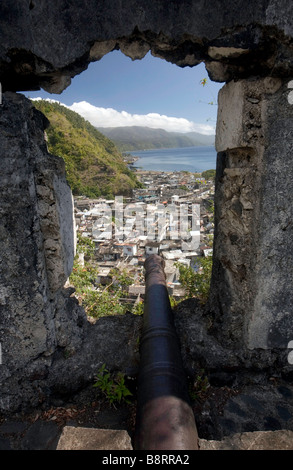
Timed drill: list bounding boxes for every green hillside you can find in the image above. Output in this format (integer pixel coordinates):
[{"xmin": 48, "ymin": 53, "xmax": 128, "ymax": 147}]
[{"xmin": 32, "ymin": 100, "xmax": 140, "ymax": 198}]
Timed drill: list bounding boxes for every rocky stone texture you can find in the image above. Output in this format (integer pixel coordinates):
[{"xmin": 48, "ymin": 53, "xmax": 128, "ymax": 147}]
[
  {"xmin": 57, "ymin": 427, "xmax": 133, "ymax": 450},
  {"xmin": 0, "ymin": 0, "xmax": 293, "ymax": 92},
  {"xmin": 57, "ymin": 427, "xmax": 293, "ymax": 451},
  {"xmin": 0, "ymin": 91, "xmax": 75, "ymax": 411},
  {"xmin": 1, "ymin": 0, "xmax": 293, "ymax": 424},
  {"xmin": 209, "ymin": 77, "xmax": 293, "ymax": 350},
  {"xmin": 0, "ymin": 92, "xmax": 142, "ymax": 413},
  {"xmin": 173, "ymin": 298, "xmax": 293, "ymax": 441},
  {"xmin": 199, "ymin": 430, "xmax": 293, "ymax": 450}
]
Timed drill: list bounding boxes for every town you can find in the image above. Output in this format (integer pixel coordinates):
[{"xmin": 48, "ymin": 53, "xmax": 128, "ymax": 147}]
[{"xmin": 71, "ymin": 168, "xmax": 215, "ymax": 314}]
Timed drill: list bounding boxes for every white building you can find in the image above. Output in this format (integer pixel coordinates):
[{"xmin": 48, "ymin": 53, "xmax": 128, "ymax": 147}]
[{"xmin": 122, "ymin": 243, "xmax": 138, "ymax": 257}]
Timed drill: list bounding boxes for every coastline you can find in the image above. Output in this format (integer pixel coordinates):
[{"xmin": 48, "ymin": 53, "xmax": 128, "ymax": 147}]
[{"xmin": 124, "ymin": 146, "xmax": 217, "ymax": 173}]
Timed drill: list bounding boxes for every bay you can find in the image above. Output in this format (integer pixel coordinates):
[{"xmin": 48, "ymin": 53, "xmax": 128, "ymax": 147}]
[{"xmin": 128, "ymin": 146, "xmax": 217, "ymax": 173}]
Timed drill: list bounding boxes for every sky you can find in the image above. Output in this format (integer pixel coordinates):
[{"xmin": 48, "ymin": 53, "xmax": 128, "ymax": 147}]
[{"xmin": 26, "ymin": 50, "xmax": 223, "ymax": 135}]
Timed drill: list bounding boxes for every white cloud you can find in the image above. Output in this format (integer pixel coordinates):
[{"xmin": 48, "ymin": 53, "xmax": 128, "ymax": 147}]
[
  {"xmin": 31, "ymin": 98, "xmax": 216, "ymax": 135},
  {"xmin": 69, "ymin": 101, "xmax": 215, "ymax": 135}
]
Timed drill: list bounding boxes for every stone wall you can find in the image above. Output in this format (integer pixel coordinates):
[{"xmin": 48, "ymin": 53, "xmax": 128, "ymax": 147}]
[
  {"xmin": 0, "ymin": 0, "xmax": 293, "ymax": 92},
  {"xmin": 0, "ymin": 92, "xmax": 141, "ymax": 412},
  {"xmin": 0, "ymin": 92, "xmax": 73, "ymax": 410},
  {"xmin": 1, "ymin": 0, "xmax": 293, "ymax": 412},
  {"xmin": 209, "ymin": 78, "xmax": 293, "ymax": 352}
]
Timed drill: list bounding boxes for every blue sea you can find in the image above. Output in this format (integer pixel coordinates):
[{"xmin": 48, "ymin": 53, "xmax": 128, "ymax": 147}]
[{"xmin": 128, "ymin": 146, "xmax": 217, "ymax": 173}]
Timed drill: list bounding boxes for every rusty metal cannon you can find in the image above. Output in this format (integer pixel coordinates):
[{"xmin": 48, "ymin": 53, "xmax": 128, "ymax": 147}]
[{"xmin": 134, "ymin": 254, "xmax": 199, "ymax": 450}]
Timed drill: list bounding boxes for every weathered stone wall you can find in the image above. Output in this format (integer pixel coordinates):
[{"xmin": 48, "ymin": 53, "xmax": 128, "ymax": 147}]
[
  {"xmin": 0, "ymin": 92, "xmax": 74, "ymax": 410},
  {"xmin": 209, "ymin": 78, "xmax": 293, "ymax": 351},
  {"xmin": 0, "ymin": 0, "xmax": 293, "ymax": 92},
  {"xmin": 1, "ymin": 0, "xmax": 293, "ymax": 412},
  {"xmin": 0, "ymin": 94, "xmax": 66, "ymax": 365},
  {"xmin": 249, "ymin": 79, "xmax": 293, "ymax": 349},
  {"xmin": 0, "ymin": 92, "xmax": 141, "ymax": 412}
]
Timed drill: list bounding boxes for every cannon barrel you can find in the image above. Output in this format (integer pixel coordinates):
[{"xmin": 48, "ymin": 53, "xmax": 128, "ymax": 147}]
[{"xmin": 134, "ymin": 254, "xmax": 199, "ymax": 450}]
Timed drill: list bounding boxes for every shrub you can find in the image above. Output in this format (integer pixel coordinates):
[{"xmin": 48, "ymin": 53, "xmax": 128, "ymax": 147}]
[
  {"xmin": 175, "ymin": 255, "xmax": 213, "ymax": 303},
  {"xmin": 93, "ymin": 364, "xmax": 133, "ymax": 406}
]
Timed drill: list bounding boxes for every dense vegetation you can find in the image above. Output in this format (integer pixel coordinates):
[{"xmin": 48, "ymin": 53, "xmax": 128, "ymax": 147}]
[
  {"xmin": 33, "ymin": 100, "xmax": 141, "ymax": 198},
  {"xmin": 202, "ymin": 169, "xmax": 216, "ymax": 181},
  {"xmin": 69, "ymin": 235, "xmax": 144, "ymax": 319},
  {"xmin": 175, "ymin": 256, "xmax": 213, "ymax": 304}
]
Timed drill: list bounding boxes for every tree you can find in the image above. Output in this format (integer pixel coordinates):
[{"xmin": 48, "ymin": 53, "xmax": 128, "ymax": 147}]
[
  {"xmin": 202, "ymin": 169, "xmax": 216, "ymax": 182},
  {"xmin": 76, "ymin": 233, "xmax": 96, "ymax": 258},
  {"xmin": 69, "ymin": 238, "xmax": 138, "ymax": 319},
  {"xmin": 175, "ymin": 255, "xmax": 213, "ymax": 303}
]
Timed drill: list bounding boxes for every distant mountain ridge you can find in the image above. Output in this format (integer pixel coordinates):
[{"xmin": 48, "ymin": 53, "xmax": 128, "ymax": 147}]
[{"xmin": 97, "ymin": 126, "xmax": 215, "ymax": 152}]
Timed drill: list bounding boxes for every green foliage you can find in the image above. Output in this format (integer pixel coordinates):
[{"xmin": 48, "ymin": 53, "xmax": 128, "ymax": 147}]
[
  {"xmin": 202, "ymin": 169, "xmax": 216, "ymax": 182},
  {"xmin": 189, "ymin": 369, "xmax": 210, "ymax": 401},
  {"xmin": 175, "ymin": 256, "xmax": 213, "ymax": 303},
  {"xmin": 69, "ymin": 234, "xmax": 142, "ymax": 321},
  {"xmin": 132, "ymin": 301, "xmax": 144, "ymax": 316},
  {"xmin": 109, "ymin": 268, "xmax": 134, "ymax": 292},
  {"xmin": 175, "ymin": 262, "xmax": 198, "ymax": 298},
  {"xmin": 69, "ymin": 245, "xmax": 139, "ymax": 319},
  {"xmin": 69, "ymin": 253, "xmax": 128, "ymax": 319},
  {"xmin": 169, "ymin": 295, "xmax": 178, "ymax": 309},
  {"xmin": 69, "ymin": 263, "xmax": 98, "ymax": 293},
  {"xmin": 200, "ymin": 78, "xmax": 208, "ymax": 87},
  {"xmin": 199, "ymin": 77, "xmax": 218, "ymax": 106},
  {"xmin": 208, "ymin": 199, "xmax": 215, "ymax": 226},
  {"xmin": 93, "ymin": 364, "xmax": 133, "ymax": 406},
  {"xmin": 32, "ymin": 100, "xmax": 140, "ymax": 198},
  {"xmin": 82, "ymin": 288, "xmax": 126, "ymax": 318},
  {"xmin": 206, "ymin": 234, "xmax": 214, "ymax": 248},
  {"xmin": 208, "ymin": 199, "xmax": 215, "ymax": 215},
  {"xmin": 76, "ymin": 233, "xmax": 96, "ymax": 258}
]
